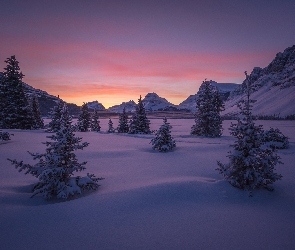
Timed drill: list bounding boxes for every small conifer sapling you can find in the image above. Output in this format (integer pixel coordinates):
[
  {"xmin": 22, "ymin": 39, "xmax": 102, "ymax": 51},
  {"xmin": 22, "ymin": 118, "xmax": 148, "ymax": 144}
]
[
  {"xmin": 91, "ymin": 109, "xmax": 101, "ymax": 132},
  {"xmin": 117, "ymin": 107, "xmax": 129, "ymax": 133},
  {"xmin": 107, "ymin": 118, "xmax": 115, "ymax": 133},
  {"xmin": 151, "ymin": 117, "xmax": 176, "ymax": 152},
  {"xmin": 0, "ymin": 131, "xmax": 12, "ymax": 141}
]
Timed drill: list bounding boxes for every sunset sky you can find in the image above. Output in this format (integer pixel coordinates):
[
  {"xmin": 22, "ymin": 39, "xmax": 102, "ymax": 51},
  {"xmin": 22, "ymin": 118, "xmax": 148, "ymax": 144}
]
[{"xmin": 1, "ymin": 0, "xmax": 294, "ymax": 108}]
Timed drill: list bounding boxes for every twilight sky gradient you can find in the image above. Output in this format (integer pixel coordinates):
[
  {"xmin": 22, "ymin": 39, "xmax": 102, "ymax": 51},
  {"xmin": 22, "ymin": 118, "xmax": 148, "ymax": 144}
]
[{"xmin": 1, "ymin": 0, "xmax": 294, "ymax": 107}]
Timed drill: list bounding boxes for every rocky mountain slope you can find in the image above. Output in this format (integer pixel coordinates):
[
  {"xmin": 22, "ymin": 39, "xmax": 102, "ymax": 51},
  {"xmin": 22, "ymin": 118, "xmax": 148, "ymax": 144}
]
[
  {"xmin": 178, "ymin": 81, "xmax": 238, "ymax": 112},
  {"xmin": 142, "ymin": 92, "xmax": 176, "ymax": 111},
  {"xmin": 224, "ymin": 45, "xmax": 295, "ymax": 117},
  {"xmin": 22, "ymin": 83, "xmax": 81, "ymax": 116}
]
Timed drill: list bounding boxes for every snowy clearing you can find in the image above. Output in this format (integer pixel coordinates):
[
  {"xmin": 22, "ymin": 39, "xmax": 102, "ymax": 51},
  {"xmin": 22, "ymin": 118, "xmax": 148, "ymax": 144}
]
[{"xmin": 1, "ymin": 119, "xmax": 295, "ymax": 250}]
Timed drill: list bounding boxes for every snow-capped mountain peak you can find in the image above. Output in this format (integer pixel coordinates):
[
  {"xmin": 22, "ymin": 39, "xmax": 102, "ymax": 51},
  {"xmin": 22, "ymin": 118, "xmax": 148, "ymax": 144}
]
[
  {"xmin": 87, "ymin": 101, "xmax": 105, "ymax": 111},
  {"xmin": 142, "ymin": 92, "xmax": 175, "ymax": 111},
  {"xmin": 107, "ymin": 100, "xmax": 137, "ymax": 113}
]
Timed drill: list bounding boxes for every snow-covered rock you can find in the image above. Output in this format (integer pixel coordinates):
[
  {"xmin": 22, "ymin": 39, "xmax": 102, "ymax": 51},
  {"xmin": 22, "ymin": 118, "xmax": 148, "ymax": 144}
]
[
  {"xmin": 224, "ymin": 45, "xmax": 295, "ymax": 117},
  {"xmin": 87, "ymin": 101, "xmax": 105, "ymax": 111}
]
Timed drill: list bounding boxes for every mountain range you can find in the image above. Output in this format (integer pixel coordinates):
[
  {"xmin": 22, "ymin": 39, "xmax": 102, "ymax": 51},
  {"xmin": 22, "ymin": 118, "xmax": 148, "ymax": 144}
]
[{"xmin": 11, "ymin": 44, "xmax": 295, "ymax": 118}]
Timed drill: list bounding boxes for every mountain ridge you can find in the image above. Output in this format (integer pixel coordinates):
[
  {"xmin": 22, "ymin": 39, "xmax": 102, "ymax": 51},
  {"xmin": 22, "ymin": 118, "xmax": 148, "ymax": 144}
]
[{"xmin": 224, "ymin": 45, "xmax": 295, "ymax": 117}]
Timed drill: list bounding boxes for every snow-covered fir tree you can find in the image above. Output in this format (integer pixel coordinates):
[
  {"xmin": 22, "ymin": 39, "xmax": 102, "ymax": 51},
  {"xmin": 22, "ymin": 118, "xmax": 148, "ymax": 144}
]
[
  {"xmin": 77, "ymin": 103, "xmax": 91, "ymax": 132},
  {"xmin": 151, "ymin": 117, "xmax": 176, "ymax": 152},
  {"xmin": 0, "ymin": 130, "xmax": 12, "ymax": 141},
  {"xmin": 107, "ymin": 118, "xmax": 115, "ymax": 133},
  {"xmin": 216, "ymin": 72, "xmax": 282, "ymax": 195},
  {"xmin": 129, "ymin": 95, "xmax": 151, "ymax": 134},
  {"xmin": 46, "ymin": 98, "xmax": 64, "ymax": 132},
  {"xmin": 91, "ymin": 109, "xmax": 101, "ymax": 132},
  {"xmin": 8, "ymin": 104, "xmax": 103, "ymax": 200},
  {"xmin": 30, "ymin": 94, "xmax": 44, "ymax": 129},
  {"xmin": 117, "ymin": 107, "xmax": 129, "ymax": 133},
  {"xmin": 0, "ymin": 55, "xmax": 35, "ymax": 129},
  {"xmin": 191, "ymin": 80, "xmax": 224, "ymax": 137}
]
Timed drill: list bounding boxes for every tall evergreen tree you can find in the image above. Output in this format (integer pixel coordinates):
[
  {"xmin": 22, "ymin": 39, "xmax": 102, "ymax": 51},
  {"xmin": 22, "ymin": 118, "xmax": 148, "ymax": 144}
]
[
  {"xmin": 46, "ymin": 98, "xmax": 64, "ymax": 132},
  {"xmin": 107, "ymin": 118, "xmax": 115, "ymax": 133},
  {"xmin": 30, "ymin": 94, "xmax": 44, "ymax": 129},
  {"xmin": 129, "ymin": 95, "xmax": 151, "ymax": 134},
  {"xmin": 0, "ymin": 55, "xmax": 35, "ymax": 129},
  {"xmin": 151, "ymin": 117, "xmax": 176, "ymax": 152},
  {"xmin": 117, "ymin": 107, "xmax": 129, "ymax": 133},
  {"xmin": 191, "ymin": 80, "xmax": 224, "ymax": 137},
  {"xmin": 91, "ymin": 109, "xmax": 101, "ymax": 132},
  {"xmin": 8, "ymin": 104, "xmax": 103, "ymax": 200},
  {"xmin": 216, "ymin": 72, "xmax": 282, "ymax": 195},
  {"xmin": 77, "ymin": 103, "xmax": 91, "ymax": 132}
]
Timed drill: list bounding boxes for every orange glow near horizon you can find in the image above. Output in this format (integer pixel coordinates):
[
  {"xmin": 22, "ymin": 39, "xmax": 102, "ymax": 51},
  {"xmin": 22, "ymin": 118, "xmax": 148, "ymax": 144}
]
[
  {"xmin": 7, "ymin": 39, "xmax": 276, "ymax": 108},
  {"xmin": 0, "ymin": 37, "xmax": 279, "ymax": 108}
]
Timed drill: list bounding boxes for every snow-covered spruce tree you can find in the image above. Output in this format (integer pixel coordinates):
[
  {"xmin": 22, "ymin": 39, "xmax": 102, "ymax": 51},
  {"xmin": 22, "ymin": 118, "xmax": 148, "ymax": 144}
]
[
  {"xmin": 0, "ymin": 55, "xmax": 35, "ymax": 129},
  {"xmin": 128, "ymin": 95, "xmax": 151, "ymax": 134},
  {"xmin": 8, "ymin": 104, "xmax": 103, "ymax": 200},
  {"xmin": 46, "ymin": 98, "xmax": 64, "ymax": 132},
  {"xmin": 91, "ymin": 109, "xmax": 101, "ymax": 132},
  {"xmin": 151, "ymin": 117, "xmax": 176, "ymax": 152},
  {"xmin": 191, "ymin": 80, "xmax": 224, "ymax": 137},
  {"xmin": 77, "ymin": 103, "xmax": 91, "ymax": 132},
  {"xmin": 30, "ymin": 94, "xmax": 44, "ymax": 129},
  {"xmin": 262, "ymin": 128, "xmax": 289, "ymax": 149},
  {"xmin": 107, "ymin": 118, "xmax": 115, "ymax": 133},
  {"xmin": 0, "ymin": 130, "xmax": 12, "ymax": 141},
  {"xmin": 117, "ymin": 107, "xmax": 129, "ymax": 133},
  {"xmin": 216, "ymin": 72, "xmax": 282, "ymax": 194}
]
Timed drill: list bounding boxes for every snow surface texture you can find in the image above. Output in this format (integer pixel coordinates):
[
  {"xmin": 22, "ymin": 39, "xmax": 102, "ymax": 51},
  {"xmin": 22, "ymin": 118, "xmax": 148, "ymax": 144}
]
[{"xmin": 1, "ymin": 119, "xmax": 295, "ymax": 250}]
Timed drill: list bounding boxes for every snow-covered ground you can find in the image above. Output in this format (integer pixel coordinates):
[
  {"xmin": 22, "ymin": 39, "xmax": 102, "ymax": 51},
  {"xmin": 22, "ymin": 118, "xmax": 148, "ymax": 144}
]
[{"xmin": 1, "ymin": 119, "xmax": 295, "ymax": 250}]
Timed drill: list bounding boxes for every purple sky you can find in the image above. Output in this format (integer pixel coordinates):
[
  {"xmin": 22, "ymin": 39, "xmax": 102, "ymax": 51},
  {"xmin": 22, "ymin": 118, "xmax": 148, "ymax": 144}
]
[{"xmin": 1, "ymin": 0, "xmax": 294, "ymax": 107}]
